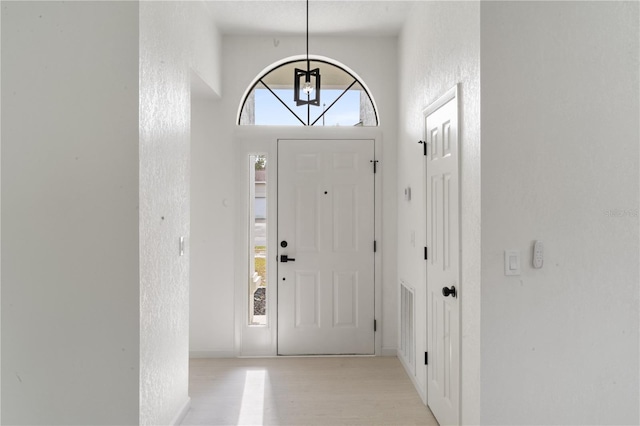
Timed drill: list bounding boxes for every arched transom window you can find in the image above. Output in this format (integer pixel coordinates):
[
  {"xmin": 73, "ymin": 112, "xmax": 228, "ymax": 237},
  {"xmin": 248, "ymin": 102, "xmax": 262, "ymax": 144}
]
[{"xmin": 238, "ymin": 57, "xmax": 379, "ymax": 127}]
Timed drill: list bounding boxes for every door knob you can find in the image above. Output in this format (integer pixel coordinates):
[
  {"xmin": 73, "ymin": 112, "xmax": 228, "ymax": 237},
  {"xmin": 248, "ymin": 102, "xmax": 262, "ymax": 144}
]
[
  {"xmin": 280, "ymin": 255, "xmax": 296, "ymax": 263},
  {"xmin": 442, "ymin": 285, "xmax": 457, "ymax": 298}
]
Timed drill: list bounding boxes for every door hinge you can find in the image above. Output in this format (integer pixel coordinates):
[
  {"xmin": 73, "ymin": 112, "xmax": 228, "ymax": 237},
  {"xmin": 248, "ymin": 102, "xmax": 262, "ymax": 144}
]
[
  {"xmin": 425, "ymin": 351, "xmax": 428, "ymax": 365},
  {"xmin": 370, "ymin": 159, "xmax": 378, "ymax": 173},
  {"xmin": 424, "ymin": 246, "xmax": 428, "ymax": 260},
  {"xmin": 374, "ymin": 319, "xmax": 377, "ymax": 332},
  {"xmin": 374, "ymin": 240, "xmax": 377, "ymax": 252},
  {"xmin": 419, "ymin": 140, "xmax": 427, "ymax": 156}
]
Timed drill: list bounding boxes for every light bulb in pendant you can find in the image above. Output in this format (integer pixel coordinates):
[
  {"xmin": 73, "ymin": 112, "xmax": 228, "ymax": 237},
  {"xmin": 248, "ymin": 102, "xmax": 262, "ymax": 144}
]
[{"xmin": 302, "ymin": 80, "xmax": 314, "ymax": 95}]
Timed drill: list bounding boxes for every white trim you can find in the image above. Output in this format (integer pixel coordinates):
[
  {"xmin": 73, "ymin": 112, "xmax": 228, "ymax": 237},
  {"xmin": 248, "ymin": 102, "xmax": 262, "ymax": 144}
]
[
  {"xmin": 234, "ymin": 127, "xmax": 384, "ymax": 357},
  {"xmin": 235, "ymin": 138, "xmax": 279, "ymax": 357},
  {"xmin": 423, "ymin": 84, "xmax": 458, "ymax": 117},
  {"xmin": 373, "ymin": 134, "xmax": 383, "ymax": 356},
  {"xmin": 398, "ymin": 350, "xmax": 427, "ymax": 403},
  {"xmin": 189, "ymin": 351, "xmax": 237, "ymax": 358},
  {"xmin": 170, "ymin": 397, "xmax": 191, "ymax": 426},
  {"xmin": 239, "ymin": 354, "xmax": 377, "ymax": 359}
]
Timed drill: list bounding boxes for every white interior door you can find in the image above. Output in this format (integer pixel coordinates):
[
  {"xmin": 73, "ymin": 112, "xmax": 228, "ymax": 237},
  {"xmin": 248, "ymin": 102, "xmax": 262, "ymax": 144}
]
[
  {"xmin": 425, "ymin": 87, "xmax": 460, "ymax": 425},
  {"xmin": 277, "ymin": 139, "xmax": 375, "ymax": 355}
]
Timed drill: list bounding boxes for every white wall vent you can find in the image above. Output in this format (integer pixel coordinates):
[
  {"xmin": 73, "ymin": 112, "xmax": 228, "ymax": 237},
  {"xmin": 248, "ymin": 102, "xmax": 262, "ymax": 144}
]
[{"xmin": 399, "ymin": 281, "xmax": 415, "ymax": 374}]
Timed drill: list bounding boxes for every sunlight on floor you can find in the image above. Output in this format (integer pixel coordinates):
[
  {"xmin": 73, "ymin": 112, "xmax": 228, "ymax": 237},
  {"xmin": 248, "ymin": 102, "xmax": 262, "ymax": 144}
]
[
  {"xmin": 182, "ymin": 357, "xmax": 439, "ymax": 426},
  {"xmin": 237, "ymin": 370, "xmax": 266, "ymax": 426}
]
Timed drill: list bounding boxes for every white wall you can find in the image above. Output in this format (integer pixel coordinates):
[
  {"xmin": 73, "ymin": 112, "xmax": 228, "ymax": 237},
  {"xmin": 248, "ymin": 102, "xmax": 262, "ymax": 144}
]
[
  {"xmin": 139, "ymin": 1, "xmax": 221, "ymax": 424},
  {"xmin": 191, "ymin": 95, "xmax": 235, "ymax": 356},
  {"xmin": 1, "ymin": 2, "xmax": 140, "ymax": 423},
  {"xmin": 397, "ymin": 2, "xmax": 481, "ymax": 423},
  {"xmin": 480, "ymin": 2, "xmax": 639, "ymax": 424},
  {"xmin": 190, "ymin": 35, "xmax": 399, "ymax": 355}
]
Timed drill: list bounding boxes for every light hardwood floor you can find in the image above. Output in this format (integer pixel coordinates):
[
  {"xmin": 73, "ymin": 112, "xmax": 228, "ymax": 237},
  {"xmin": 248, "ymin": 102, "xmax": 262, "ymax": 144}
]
[{"xmin": 182, "ymin": 357, "xmax": 438, "ymax": 426}]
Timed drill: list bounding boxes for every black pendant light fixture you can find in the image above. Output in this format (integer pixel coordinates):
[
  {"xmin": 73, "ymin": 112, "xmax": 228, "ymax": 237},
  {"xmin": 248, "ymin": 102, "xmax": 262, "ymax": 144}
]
[{"xmin": 294, "ymin": 0, "xmax": 321, "ymax": 106}]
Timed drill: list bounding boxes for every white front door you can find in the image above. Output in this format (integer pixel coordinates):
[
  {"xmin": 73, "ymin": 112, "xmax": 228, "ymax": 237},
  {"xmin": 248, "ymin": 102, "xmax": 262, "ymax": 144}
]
[
  {"xmin": 277, "ymin": 139, "xmax": 375, "ymax": 355},
  {"xmin": 425, "ymin": 87, "xmax": 460, "ymax": 425}
]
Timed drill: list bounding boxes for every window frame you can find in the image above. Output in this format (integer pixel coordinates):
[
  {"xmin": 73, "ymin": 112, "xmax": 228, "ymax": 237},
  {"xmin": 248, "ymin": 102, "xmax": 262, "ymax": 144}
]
[{"xmin": 237, "ymin": 56, "xmax": 379, "ymax": 127}]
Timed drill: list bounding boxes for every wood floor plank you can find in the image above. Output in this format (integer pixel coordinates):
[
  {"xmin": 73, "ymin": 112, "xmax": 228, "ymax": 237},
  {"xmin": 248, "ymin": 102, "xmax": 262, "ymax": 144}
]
[{"xmin": 182, "ymin": 357, "xmax": 438, "ymax": 426}]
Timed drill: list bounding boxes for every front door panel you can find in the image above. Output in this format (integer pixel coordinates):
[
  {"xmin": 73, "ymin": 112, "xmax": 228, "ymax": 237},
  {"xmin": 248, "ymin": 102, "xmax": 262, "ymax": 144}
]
[{"xmin": 278, "ymin": 139, "xmax": 375, "ymax": 355}]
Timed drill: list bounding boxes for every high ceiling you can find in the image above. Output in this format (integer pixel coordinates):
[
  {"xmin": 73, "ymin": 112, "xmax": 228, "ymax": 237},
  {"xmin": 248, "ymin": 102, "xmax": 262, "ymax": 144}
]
[{"xmin": 204, "ymin": 1, "xmax": 414, "ymax": 36}]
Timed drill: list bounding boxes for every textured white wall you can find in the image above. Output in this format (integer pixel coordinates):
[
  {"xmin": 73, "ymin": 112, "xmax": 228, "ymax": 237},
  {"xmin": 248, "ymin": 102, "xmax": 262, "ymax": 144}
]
[
  {"xmin": 1, "ymin": 2, "xmax": 140, "ymax": 423},
  {"xmin": 139, "ymin": 1, "xmax": 220, "ymax": 424},
  {"xmin": 397, "ymin": 2, "xmax": 481, "ymax": 423},
  {"xmin": 190, "ymin": 35, "xmax": 398, "ymax": 355},
  {"xmin": 480, "ymin": 2, "xmax": 639, "ymax": 424}
]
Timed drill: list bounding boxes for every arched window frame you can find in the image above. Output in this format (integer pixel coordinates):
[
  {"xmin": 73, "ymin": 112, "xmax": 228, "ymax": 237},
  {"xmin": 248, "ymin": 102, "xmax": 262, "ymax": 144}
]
[{"xmin": 237, "ymin": 55, "xmax": 380, "ymax": 126}]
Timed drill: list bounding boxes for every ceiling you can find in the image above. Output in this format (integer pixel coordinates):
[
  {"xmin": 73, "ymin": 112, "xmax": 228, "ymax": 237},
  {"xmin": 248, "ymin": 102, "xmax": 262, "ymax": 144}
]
[{"xmin": 203, "ymin": 1, "xmax": 415, "ymax": 36}]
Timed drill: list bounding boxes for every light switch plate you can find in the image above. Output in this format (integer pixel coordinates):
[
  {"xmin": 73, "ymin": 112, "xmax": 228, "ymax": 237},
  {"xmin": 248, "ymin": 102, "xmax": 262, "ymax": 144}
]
[{"xmin": 504, "ymin": 250, "xmax": 521, "ymax": 276}]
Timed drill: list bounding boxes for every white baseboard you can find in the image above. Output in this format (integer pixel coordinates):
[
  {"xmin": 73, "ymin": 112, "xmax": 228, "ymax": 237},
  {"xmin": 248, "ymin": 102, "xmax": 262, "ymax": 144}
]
[
  {"xmin": 171, "ymin": 397, "xmax": 191, "ymax": 426},
  {"xmin": 380, "ymin": 347, "xmax": 397, "ymax": 357},
  {"xmin": 190, "ymin": 350, "xmax": 236, "ymax": 358},
  {"xmin": 397, "ymin": 349, "xmax": 413, "ymax": 375},
  {"xmin": 398, "ymin": 351, "xmax": 427, "ymax": 404},
  {"xmin": 191, "ymin": 350, "xmax": 396, "ymax": 358}
]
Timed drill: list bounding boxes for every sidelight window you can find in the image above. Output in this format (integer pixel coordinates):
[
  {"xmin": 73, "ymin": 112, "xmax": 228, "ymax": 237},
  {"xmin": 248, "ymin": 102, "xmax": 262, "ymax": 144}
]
[{"xmin": 249, "ymin": 154, "xmax": 268, "ymax": 325}]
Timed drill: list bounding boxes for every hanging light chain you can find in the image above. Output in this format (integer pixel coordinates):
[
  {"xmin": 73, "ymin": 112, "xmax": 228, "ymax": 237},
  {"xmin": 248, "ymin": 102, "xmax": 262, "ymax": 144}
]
[
  {"xmin": 306, "ymin": 0, "xmax": 310, "ymax": 70},
  {"xmin": 293, "ymin": 0, "xmax": 320, "ymax": 110},
  {"xmin": 303, "ymin": 0, "xmax": 312, "ymax": 94}
]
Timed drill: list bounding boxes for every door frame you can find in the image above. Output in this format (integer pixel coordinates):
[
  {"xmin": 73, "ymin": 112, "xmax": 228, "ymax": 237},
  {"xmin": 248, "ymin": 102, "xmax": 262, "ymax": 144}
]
[
  {"xmin": 423, "ymin": 84, "xmax": 461, "ymax": 423},
  {"xmin": 233, "ymin": 126, "xmax": 383, "ymax": 357}
]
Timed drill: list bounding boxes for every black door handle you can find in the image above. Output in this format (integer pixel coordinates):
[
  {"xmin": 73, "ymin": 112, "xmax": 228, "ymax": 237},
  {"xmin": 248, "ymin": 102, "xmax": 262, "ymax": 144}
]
[
  {"xmin": 280, "ymin": 255, "xmax": 296, "ymax": 263},
  {"xmin": 442, "ymin": 285, "xmax": 457, "ymax": 298}
]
